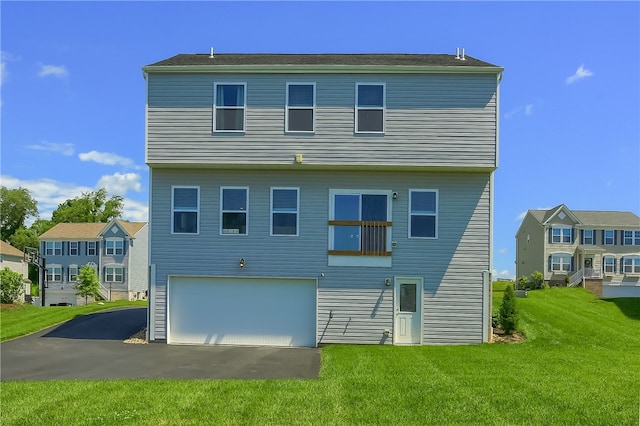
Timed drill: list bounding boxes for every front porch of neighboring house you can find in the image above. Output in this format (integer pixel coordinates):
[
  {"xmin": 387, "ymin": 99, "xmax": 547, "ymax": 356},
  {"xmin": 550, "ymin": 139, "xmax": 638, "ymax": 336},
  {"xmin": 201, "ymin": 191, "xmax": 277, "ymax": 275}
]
[{"xmin": 568, "ymin": 246, "xmax": 606, "ymax": 287}]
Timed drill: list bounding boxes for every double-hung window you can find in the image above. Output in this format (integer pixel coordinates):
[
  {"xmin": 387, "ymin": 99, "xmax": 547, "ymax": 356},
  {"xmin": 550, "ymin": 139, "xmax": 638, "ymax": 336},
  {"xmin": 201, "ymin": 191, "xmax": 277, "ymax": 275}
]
[
  {"xmin": 68, "ymin": 265, "xmax": 78, "ymax": 282},
  {"xmin": 45, "ymin": 241, "xmax": 62, "ymax": 256},
  {"xmin": 87, "ymin": 241, "xmax": 97, "ymax": 256},
  {"xmin": 622, "ymin": 257, "xmax": 640, "ymax": 274},
  {"xmin": 69, "ymin": 241, "xmax": 79, "ymax": 256},
  {"xmin": 603, "ymin": 230, "xmax": 616, "ymax": 245},
  {"xmin": 172, "ymin": 186, "xmax": 199, "ymax": 234},
  {"xmin": 47, "ymin": 265, "xmax": 62, "ymax": 282},
  {"xmin": 221, "ymin": 187, "xmax": 248, "ymax": 235},
  {"xmin": 214, "ymin": 83, "xmax": 246, "ymax": 132},
  {"xmin": 409, "ymin": 190, "xmax": 438, "ymax": 239},
  {"xmin": 603, "ymin": 256, "xmax": 616, "ymax": 274},
  {"xmin": 581, "ymin": 229, "xmax": 595, "ymax": 245},
  {"xmin": 355, "ymin": 83, "xmax": 385, "ymax": 133},
  {"xmin": 106, "ymin": 239, "xmax": 124, "ymax": 255},
  {"xmin": 329, "ymin": 190, "xmax": 392, "ymax": 263},
  {"xmin": 549, "ymin": 253, "xmax": 572, "ymax": 272},
  {"xmin": 271, "ymin": 188, "xmax": 299, "ymax": 236},
  {"xmin": 623, "ymin": 230, "xmax": 640, "ymax": 245},
  {"xmin": 286, "ymin": 83, "xmax": 315, "ymax": 132},
  {"xmin": 551, "ymin": 226, "xmax": 572, "ymax": 243},
  {"xmin": 105, "ymin": 265, "xmax": 124, "ymax": 282}
]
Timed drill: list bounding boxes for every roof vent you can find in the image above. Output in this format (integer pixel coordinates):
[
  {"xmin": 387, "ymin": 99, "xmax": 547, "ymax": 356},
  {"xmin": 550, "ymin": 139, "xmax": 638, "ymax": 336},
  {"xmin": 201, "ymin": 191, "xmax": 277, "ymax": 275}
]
[
  {"xmin": 455, "ymin": 47, "xmax": 466, "ymax": 61},
  {"xmin": 209, "ymin": 47, "xmax": 215, "ymax": 59}
]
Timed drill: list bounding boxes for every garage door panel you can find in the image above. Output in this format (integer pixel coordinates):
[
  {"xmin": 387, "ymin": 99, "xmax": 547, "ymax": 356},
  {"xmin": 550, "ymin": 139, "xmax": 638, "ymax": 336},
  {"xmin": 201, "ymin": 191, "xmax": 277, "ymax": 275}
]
[{"xmin": 168, "ymin": 277, "xmax": 316, "ymax": 347}]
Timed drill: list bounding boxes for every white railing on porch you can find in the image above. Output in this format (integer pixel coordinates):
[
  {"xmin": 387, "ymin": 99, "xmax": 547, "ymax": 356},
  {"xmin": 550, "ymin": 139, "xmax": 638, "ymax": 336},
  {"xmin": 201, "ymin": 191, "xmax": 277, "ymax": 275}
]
[
  {"xmin": 98, "ymin": 283, "xmax": 110, "ymax": 300},
  {"xmin": 568, "ymin": 268, "xmax": 602, "ymax": 287}
]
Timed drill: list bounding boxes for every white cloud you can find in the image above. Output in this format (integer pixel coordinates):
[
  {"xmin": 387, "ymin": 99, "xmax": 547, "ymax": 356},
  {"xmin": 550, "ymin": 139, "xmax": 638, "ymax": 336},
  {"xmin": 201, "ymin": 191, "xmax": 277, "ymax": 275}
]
[
  {"xmin": 565, "ymin": 65, "xmax": 593, "ymax": 85},
  {"xmin": 498, "ymin": 247, "xmax": 508, "ymax": 255},
  {"xmin": 0, "ymin": 51, "xmax": 18, "ymax": 86},
  {"xmin": 504, "ymin": 103, "xmax": 535, "ymax": 119},
  {"xmin": 524, "ymin": 104, "xmax": 533, "ymax": 116},
  {"xmin": 79, "ymin": 150, "xmax": 135, "ymax": 167},
  {"xmin": 97, "ymin": 172, "xmax": 142, "ymax": 196},
  {"xmin": 1, "ymin": 175, "xmax": 148, "ymax": 223},
  {"xmin": 37, "ymin": 64, "xmax": 69, "ymax": 79},
  {"xmin": 26, "ymin": 141, "xmax": 75, "ymax": 156},
  {"xmin": 492, "ymin": 269, "xmax": 514, "ymax": 280}
]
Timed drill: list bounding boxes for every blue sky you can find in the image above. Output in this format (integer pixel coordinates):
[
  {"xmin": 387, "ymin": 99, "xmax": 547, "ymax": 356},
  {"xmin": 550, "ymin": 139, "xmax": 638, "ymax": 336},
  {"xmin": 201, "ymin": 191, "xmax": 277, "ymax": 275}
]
[{"xmin": 1, "ymin": 1, "xmax": 639, "ymax": 279}]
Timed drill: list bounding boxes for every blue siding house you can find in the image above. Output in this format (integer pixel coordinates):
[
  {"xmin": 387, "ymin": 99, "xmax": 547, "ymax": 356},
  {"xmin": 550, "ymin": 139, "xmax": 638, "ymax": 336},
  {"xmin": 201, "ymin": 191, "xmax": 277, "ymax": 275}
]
[{"xmin": 143, "ymin": 52, "xmax": 503, "ymax": 346}]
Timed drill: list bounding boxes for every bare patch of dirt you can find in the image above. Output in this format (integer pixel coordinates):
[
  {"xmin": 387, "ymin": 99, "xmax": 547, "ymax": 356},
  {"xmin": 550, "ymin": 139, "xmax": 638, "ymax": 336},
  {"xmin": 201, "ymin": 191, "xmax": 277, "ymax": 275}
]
[
  {"xmin": 0, "ymin": 304, "xmax": 20, "ymax": 310},
  {"xmin": 491, "ymin": 327, "xmax": 526, "ymax": 343},
  {"xmin": 124, "ymin": 328, "xmax": 148, "ymax": 344}
]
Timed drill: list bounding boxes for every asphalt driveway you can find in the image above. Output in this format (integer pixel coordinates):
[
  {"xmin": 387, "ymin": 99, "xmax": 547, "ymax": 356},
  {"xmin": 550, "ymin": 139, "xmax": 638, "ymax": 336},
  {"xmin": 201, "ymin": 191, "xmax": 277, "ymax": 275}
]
[{"xmin": 0, "ymin": 307, "xmax": 321, "ymax": 381}]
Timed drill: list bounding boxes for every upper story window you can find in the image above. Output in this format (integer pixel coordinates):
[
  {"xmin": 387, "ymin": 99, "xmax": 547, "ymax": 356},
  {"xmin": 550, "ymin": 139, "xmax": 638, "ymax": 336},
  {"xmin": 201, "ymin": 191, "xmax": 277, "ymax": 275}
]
[
  {"xmin": 355, "ymin": 83, "xmax": 385, "ymax": 133},
  {"xmin": 87, "ymin": 241, "xmax": 97, "ymax": 256},
  {"xmin": 581, "ymin": 229, "xmax": 595, "ymax": 245},
  {"xmin": 551, "ymin": 226, "xmax": 572, "ymax": 243},
  {"xmin": 221, "ymin": 187, "xmax": 248, "ymax": 235},
  {"xmin": 623, "ymin": 230, "xmax": 640, "ymax": 245},
  {"xmin": 603, "ymin": 256, "xmax": 616, "ymax": 274},
  {"xmin": 286, "ymin": 83, "xmax": 315, "ymax": 133},
  {"xmin": 47, "ymin": 265, "xmax": 62, "ymax": 282},
  {"xmin": 622, "ymin": 256, "xmax": 640, "ymax": 274},
  {"xmin": 45, "ymin": 241, "xmax": 62, "ymax": 256},
  {"xmin": 69, "ymin": 241, "xmax": 79, "ymax": 256},
  {"xmin": 329, "ymin": 190, "xmax": 392, "ymax": 258},
  {"xmin": 603, "ymin": 229, "xmax": 616, "ymax": 245},
  {"xmin": 172, "ymin": 186, "xmax": 199, "ymax": 234},
  {"xmin": 68, "ymin": 265, "xmax": 78, "ymax": 282},
  {"xmin": 106, "ymin": 239, "xmax": 124, "ymax": 256},
  {"xmin": 549, "ymin": 253, "xmax": 572, "ymax": 272},
  {"xmin": 409, "ymin": 190, "xmax": 438, "ymax": 239},
  {"xmin": 271, "ymin": 188, "xmax": 299, "ymax": 236},
  {"xmin": 214, "ymin": 83, "xmax": 246, "ymax": 132}
]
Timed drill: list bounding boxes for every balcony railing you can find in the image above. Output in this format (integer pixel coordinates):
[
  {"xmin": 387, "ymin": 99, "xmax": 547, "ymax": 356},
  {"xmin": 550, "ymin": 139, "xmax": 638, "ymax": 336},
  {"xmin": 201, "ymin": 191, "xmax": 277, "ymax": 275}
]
[
  {"xmin": 568, "ymin": 268, "xmax": 602, "ymax": 287},
  {"xmin": 329, "ymin": 220, "xmax": 392, "ymax": 256}
]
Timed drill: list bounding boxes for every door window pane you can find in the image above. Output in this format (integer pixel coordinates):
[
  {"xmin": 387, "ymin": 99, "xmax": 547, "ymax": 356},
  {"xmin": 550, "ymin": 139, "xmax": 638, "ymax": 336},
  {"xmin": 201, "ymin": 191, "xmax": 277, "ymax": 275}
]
[{"xmin": 400, "ymin": 283, "xmax": 417, "ymax": 312}]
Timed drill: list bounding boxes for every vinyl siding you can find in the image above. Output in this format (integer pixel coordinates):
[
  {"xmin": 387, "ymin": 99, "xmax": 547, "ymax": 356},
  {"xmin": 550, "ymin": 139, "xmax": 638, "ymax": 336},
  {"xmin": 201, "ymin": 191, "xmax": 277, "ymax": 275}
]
[
  {"xmin": 128, "ymin": 224, "xmax": 149, "ymax": 294},
  {"xmin": 149, "ymin": 168, "xmax": 490, "ymax": 344},
  {"xmin": 146, "ymin": 73, "xmax": 497, "ymax": 168}
]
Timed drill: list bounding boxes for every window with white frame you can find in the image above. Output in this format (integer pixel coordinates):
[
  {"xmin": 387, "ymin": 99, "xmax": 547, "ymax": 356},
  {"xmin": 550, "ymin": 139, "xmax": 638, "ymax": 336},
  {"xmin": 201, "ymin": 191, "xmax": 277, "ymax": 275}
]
[
  {"xmin": 214, "ymin": 83, "xmax": 246, "ymax": 132},
  {"xmin": 409, "ymin": 190, "xmax": 438, "ymax": 239},
  {"xmin": 603, "ymin": 229, "xmax": 616, "ymax": 245},
  {"xmin": 549, "ymin": 253, "xmax": 572, "ymax": 272},
  {"xmin": 69, "ymin": 241, "xmax": 79, "ymax": 256},
  {"xmin": 286, "ymin": 83, "xmax": 315, "ymax": 132},
  {"xmin": 329, "ymin": 190, "xmax": 391, "ymax": 256},
  {"xmin": 105, "ymin": 265, "xmax": 124, "ymax": 282},
  {"xmin": 45, "ymin": 241, "xmax": 62, "ymax": 256},
  {"xmin": 271, "ymin": 188, "xmax": 299, "ymax": 236},
  {"xmin": 87, "ymin": 241, "xmax": 97, "ymax": 256},
  {"xmin": 172, "ymin": 186, "xmax": 199, "ymax": 234},
  {"xmin": 47, "ymin": 265, "xmax": 62, "ymax": 282},
  {"xmin": 623, "ymin": 230, "xmax": 640, "ymax": 245},
  {"xmin": 221, "ymin": 187, "xmax": 248, "ymax": 235},
  {"xmin": 551, "ymin": 226, "xmax": 572, "ymax": 243},
  {"xmin": 355, "ymin": 83, "xmax": 385, "ymax": 133},
  {"xmin": 603, "ymin": 256, "xmax": 616, "ymax": 274},
  {"xmin": 106, "ymin": 239, "xmax": 124, "ymax": 255},
  {"xmin": 581, "ymin": 229, "xmax": 595, "ymax": 245},
  {"xmin": 68, "ymin": 265, "xmax": 78, "ymax": 282},
  {"xmin": 622, "ymin": 256, "xmax": 640, "ymax": 274}
]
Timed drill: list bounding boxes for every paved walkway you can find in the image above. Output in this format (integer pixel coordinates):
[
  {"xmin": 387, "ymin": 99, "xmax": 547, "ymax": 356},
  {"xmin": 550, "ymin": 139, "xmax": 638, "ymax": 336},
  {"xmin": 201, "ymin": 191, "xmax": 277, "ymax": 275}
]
[{"xmin": 0, "ymin": 307, "xmax": 321, "ymax": 381}]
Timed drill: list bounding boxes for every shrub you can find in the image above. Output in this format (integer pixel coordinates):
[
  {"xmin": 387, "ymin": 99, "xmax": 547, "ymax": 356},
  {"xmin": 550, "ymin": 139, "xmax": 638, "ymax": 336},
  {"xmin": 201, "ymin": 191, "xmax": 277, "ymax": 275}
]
[
  {"xmin": 0, "ymin": 267, "xmax": 24, "ymax": 304},
  {"xmin": 517, "ymin": 275, "xmax": 530, "ymax": 290},
  {"xmin": 499, "ymin": 284, "xmax": 519, "ymax": 335},
  {"xmin": 530, "ymin": 271, "xmax": 544, "ymax": 290}
]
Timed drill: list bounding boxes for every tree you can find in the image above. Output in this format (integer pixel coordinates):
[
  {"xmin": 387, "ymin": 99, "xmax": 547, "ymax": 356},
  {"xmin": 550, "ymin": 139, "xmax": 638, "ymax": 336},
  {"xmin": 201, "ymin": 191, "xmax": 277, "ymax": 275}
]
[
  {"xmin": 51, "ymin": 188, "xmax": 123, "ymax": 224},
  {"xmin": 75, "ymin": 265, "xmax": 101, "ymax": 305},
  {"xmin": 0, "ymin": 187, "xmax": 38, "ymax": 240},
  {"xmin": 499, "ymin": 284, "xmax": 519, "ymax": 335},
  {"xmin": 0, "ymin": 267, "xmax": 25, "ymax": 304}
]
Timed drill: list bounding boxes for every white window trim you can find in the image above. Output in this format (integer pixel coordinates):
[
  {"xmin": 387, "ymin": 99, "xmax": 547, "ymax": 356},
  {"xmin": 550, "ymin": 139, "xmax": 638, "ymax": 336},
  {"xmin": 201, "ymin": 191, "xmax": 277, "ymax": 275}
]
[
  {"xmin": 69, "ymin": 241, "xmax": 79, "ymax": 256},
  {"xmin": 581, "ymin": 229, "xmax": 595, "ymax": 245},
  {"xmin": 408, "ymin": 189, "xmax": 438, "ymax": 240},
  {"xmin": 285, "ymin": 82, "xmax": 315, "ymax": 133},
  {"xmin": 47, "ymin": 264, "xmax": 62, "ymax": 282},
  {"xmin": 551, "ymin": 225, "xmax": 572, "ymax": 244},
  {"xmin": 213, "ymin": 82, "xmax": 247, "ymax": 133},
  {"xmin": 328, "ymin": 189, "xmax": 393, "ymax": 267},
  {"xmin": 270, "ymin": 187, "xmax": 299, "ymax": 237},
  {"xmin": 87, "ymin": 241, "xmax": 97, "ymax": 256},
  {"xmin": 603, "ymin": 255, "xmax": 617, "ymax": 274},
  {"xmin": 622, "ymin": 256, "xmax": 640, "ymax": 274},
  {"xmin": 45, "ymin": 241, "xmax": 62, "ymax": 256},
  {"xmin": 105, "ymin": 238, "xmax": 124, "ymax": 256},
  {"xmin": 550, "ymin": 252, "xmax": 572, "ymax": 273},
  {"xmin": 220, "ymin": 186, "xmax": 249, "ymax": 236},
  {"xmin": 171, "ymin": 186, "xmax": 200, "ymax": 235},
  {"xmin": 603, "ymin": 229, "xmax": 616, "ymax": 245},
  {"xmin": 105, "ymin": 264, "xmax": 125, "ymax": 283},
  {"xmin": 68, "ymin": 264, "xmax": 79, "ymax": 282},
  {"xmin": 355, "ymin": 82, "xmax": 386, "ymax": 134},
  {"xmin": 623, "ymin": 230, "xmax": 640, "ymax": 246}
]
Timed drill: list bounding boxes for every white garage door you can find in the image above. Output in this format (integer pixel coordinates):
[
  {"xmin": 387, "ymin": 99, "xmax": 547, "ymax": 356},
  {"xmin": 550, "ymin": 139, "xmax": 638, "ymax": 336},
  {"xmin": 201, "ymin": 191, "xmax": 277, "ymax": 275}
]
[{"xmin": 168, "ymin": 277, "xmax": 317, "ymax": 347}]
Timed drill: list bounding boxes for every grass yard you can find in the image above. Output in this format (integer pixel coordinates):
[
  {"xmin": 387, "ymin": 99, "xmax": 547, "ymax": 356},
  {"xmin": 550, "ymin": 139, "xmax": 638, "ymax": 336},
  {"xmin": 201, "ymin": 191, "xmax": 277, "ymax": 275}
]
[
  {"xmin": 1, "ymin": 289, "xmax": 639, "ymax": 425},
  {"xmin": 0, "ymin": 300, "xmax": 147, "ymax": 342}
]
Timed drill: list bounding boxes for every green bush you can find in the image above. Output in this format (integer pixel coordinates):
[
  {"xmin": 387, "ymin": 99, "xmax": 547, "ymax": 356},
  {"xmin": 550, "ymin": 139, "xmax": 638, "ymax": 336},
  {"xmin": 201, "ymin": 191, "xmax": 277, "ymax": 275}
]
[
  {"xmin": 530, "ymin": 271, "xmax": 544, "ymax": 289},
  {"xmin": 499, "ymin": 284, "xmax": 519, "ymax": 335},
  {"xmin": 517, "ymin": 275, "xmax": 530, "ymax": 290},
  {"xmin": 0, "ymin": 268, "xmax": 24, "ymax": 304}
]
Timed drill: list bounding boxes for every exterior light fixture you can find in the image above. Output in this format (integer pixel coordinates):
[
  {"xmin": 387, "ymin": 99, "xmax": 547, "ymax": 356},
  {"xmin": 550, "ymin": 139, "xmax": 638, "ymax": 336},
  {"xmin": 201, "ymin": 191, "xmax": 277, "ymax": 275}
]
[{"xmin": 239, "ymin": 258, "xmax": 245, "ymax": 268}]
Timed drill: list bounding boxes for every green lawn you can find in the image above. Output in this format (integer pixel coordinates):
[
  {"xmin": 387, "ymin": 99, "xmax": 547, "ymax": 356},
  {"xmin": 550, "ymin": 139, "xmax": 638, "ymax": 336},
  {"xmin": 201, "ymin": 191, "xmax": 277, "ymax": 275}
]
[
  {"xmin": 1, "ymin": 289, "xmax": 638, "ymax": 425},
  {"xmin": 0, "ymin": 300, "xmax": 147, "ymax": 342}
]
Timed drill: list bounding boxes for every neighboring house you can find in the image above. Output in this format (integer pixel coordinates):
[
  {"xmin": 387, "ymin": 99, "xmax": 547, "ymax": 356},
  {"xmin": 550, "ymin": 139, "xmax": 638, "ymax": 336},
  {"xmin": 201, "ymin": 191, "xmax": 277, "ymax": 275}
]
[
  {"xmin": 143, "ymin": 52, "xmax": 503, "ymax": 347},
  {"xmin": 0, "ymin": 241, "xmax": 30, "ymax": 302},
  {"xmin": 38, "ymin": 219, "xmax": 148, "ymax": 306},
  {"xmin": 516, "ymin": 204, "xmax": 640, "ymax": 298}
]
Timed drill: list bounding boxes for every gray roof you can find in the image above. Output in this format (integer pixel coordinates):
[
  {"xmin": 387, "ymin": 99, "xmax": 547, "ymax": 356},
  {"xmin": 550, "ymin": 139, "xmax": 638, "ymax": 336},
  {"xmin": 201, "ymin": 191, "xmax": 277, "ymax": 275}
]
[
  {"xmin": 528, "ymin": 207, "xmax": 640, "ymax": 228},
  {"xmin": 145, "ymin": 53, "xmax": 500, "ymax": 69}
]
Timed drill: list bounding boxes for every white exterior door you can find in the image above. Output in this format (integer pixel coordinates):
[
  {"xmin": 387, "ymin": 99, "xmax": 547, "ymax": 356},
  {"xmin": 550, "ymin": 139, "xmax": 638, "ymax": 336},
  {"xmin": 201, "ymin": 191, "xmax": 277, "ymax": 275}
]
[
  {"xmin": 394, "ymin": 277, "xmax": 422, "ymax": 344},
  {"xmin": 168, "ymin": 276, "xmax": 317, "ymax": 347}
]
